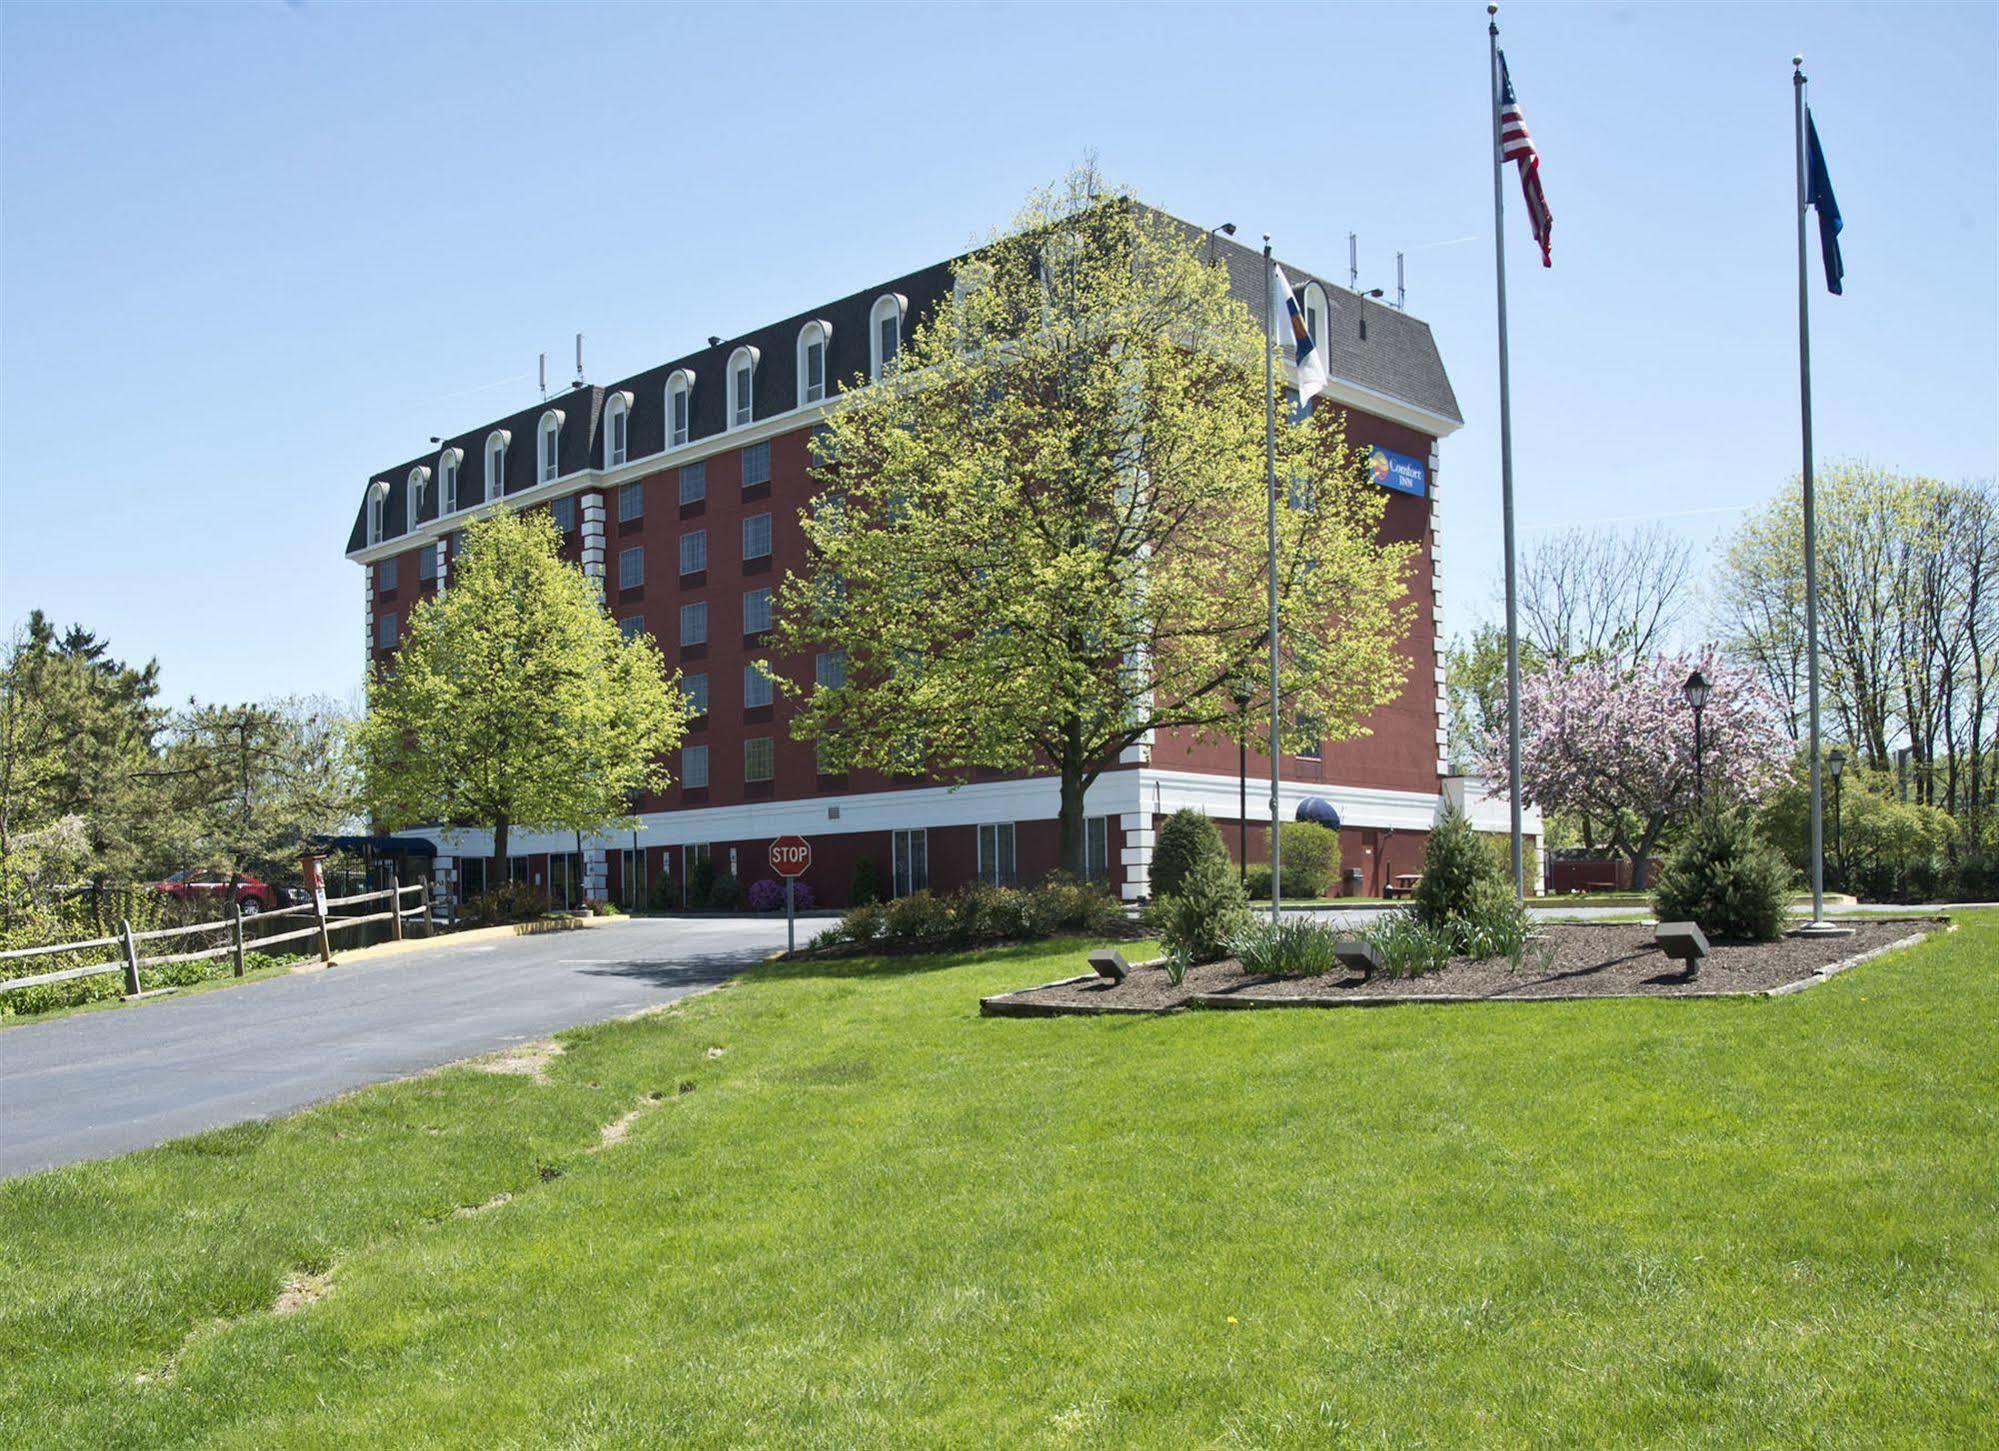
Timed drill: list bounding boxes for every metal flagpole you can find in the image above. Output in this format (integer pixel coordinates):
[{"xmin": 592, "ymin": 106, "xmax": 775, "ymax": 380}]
[
  {"xmin": 1795, "ymin": 55, "xmax": 1831, "ymax": 930},
  {"xmin": 1489, "ymin": 4, "xmax": 1526, "ymax": 899},
  {"xmin": 1263, "ymin": 236, "xmax": 1282, "ymax": 924}
]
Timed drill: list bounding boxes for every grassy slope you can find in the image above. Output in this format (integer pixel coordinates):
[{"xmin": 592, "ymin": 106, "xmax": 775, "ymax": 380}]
[{"xmin": 2, "ymin": 921, "xmax": 1994, "ymax": 1448}]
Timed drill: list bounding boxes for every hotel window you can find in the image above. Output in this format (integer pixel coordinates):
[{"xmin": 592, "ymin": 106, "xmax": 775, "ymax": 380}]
[
  {"xmin": 870, "ymin": 293, "xmax": 905, "ymax": 380},
  {"xmin": 618, "ymin": 480, "xmax": 644, "ymax": 522},
  {"xmin": 1301, "ymin": 281, "xmax": 1329, "ymax": 353},
  {"xmin": 1086, "ymin": 816, "xmax": 1110, "ymax": 881},
  {"xmin": 977, "ymin": 822, "xmax": 1017, "ymax": 887},
  {"xmin": 742, "ymin": 512, "xmax": 771, "ymax": 560},
  {"xmin": 406, "ymin": 468, "xmax": 428, "ymax": 531},
  {"xmin": 485, "ymin": 432, "xmax": 508, "ymax": 500},
  {"xmin": 378, "ymin": 557, "xmax": 398, "ymax": 591},
  {"xmin": 743, "ymin": 587, "xmax": 772, "ymax": 635},
  {"xmin": 727, "ymin": 346, "xmax": 758, "ymax": 428},
  {"xmin": 419, "ymin": 547, "xmax": 438, "ymax": 583},
  {"xmin": 681, "ymin": 743, "xmax": 709, "ymax": 789},
  {"xmin": 797, "ymin": 320, "xmax": 830, "ymax": 405},
  {"xmin": 618, "ymin": 546, "xmax": 644, "ymax": 591},
  {"xmin": 679, "ymin": 601, "xmax": 708, "ymax": 646},
  {"xmin": 815, "ymin": 649, "xmax": 846, "ymax": 689},
  {"xmin": 892, "ymin": 828, "xmax": 928, "ymax": 897},
  {"xmin": 666, "ymin": 370, "xmax": 693, "ymax": 448},
  {"xmin": 551, "ymin": 496, "xmax": 576, "ymax": 534},
  {"xmin": 680, "ymin": 529, "xmax": 707, "ymax": 575},
  {"xmin": 439, "ymin": 449, "xmax": 460, "ymax": 513},
  {"xmin": 741, "ymin": 440, "xmax": 771, "ymax": 487},
  {"xmin": 744, "ymin": 737, "xmax": 774, "ymax": 783},
  {"xmin": 375, "ymin": 612, "xmax": 397, "ymax": 650},
  {"xmin": 606, "ymin": 393, "xmax": 630, "ymax": 467},
  {"xmin": 679, "ymin": 460, "xmax": 706, "ymax": 504},
  {"xmin": 538, "ymin": 410, "xmax": 563, "ymax": 484},
  {"xmin": 743, "ymin": 664, "xmax": 773, "ymax": 709},
  {"xmin": 681, "ymin": 671, "xmax": 708, "ymax": 716},
  {"xmin": 366, "ymin": 481, "xmax": 388, "ymax": 543},
  {"xmin": 618, "ymin": 616, "xmax": 645, "ymax": 641}
]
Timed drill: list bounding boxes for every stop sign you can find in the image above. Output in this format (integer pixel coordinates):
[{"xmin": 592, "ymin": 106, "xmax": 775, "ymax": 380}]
[{"xmin": 769, "ymin": 836, "xmax": 812, "ymax": 878}]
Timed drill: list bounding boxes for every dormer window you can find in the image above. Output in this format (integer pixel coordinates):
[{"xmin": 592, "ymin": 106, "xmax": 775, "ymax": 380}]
[
  {"xmin": 366, "ymin": 480, "xmax": 390, "ymax": 544},
  {"xmin": 439, "ymin": 448, "xmax": 462, "ymax": 513},
  {"xmin": 485, "ymin": 431, "xmax": 510, "ymax": 501},
  {"xmin": 797, "ymin": 321, "xmax": 831, "ymax": 406},
  {"xmin": 406, "ymin": 467, "xmax": 429, "ymax": 532},
  {"xmin": 538, "ymin": 410, "xmax": 564, "ymax": 484},
  {"xmin": 727, "ymin": 346, "xmax": 759, "ymax": 429},
  {"xmin": 666, "ymin": 369, "xmax": 694, "ymax": 448},
  {"xmin": 870, "ymin": 293, "xmax": 906, "ymax": 381},
  {"xmin": 1301, "ymin": 281, "xmax": 1329, "ymax": 354},
  {"xmin": 605, "ymin": 391, "xmax": 632, "ymax": 467}
]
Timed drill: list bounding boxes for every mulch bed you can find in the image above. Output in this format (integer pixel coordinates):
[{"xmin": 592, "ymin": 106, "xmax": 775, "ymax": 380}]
[{"xmin": 981, "ymin": 919, "xmax": 1947, "ymax": 1016}]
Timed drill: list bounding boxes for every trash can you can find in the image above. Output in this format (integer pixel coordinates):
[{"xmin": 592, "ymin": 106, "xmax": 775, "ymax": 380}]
[{"xmin": 1343, "ymin": 868, "xmax": 1365, "ymax": 898}]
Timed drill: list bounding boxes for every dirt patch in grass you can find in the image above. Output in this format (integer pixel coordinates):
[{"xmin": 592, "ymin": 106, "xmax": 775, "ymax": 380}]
[
  {"xmin": 468, "ymin": 1040, "xmax": 564, "ymax": 1084},
  {"xmin": 272, "ymin": 1269, "xmax": 333, "ymax": 1315},
  {"xmin": 987, "ymin": 919, "xmax": 1946, "ymax": 1014},
  {"xmin": 593, "ymin": 1108, "xmax": 647, "ymax": 1150}
]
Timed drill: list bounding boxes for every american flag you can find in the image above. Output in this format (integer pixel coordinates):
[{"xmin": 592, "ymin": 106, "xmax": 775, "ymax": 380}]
[{"xmin": 1498, "ymin": 52, "xmax": 1552, "ymax": 268}]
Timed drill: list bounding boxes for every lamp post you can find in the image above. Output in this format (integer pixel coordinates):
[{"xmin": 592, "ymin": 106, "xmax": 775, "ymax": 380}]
[
  {"xmin": 1230, "ymin": 678, "xmax": 1253, "ymax": 886},
  {"xmin": 1827, "ymin": 747, "xmax": 1847, "ymax": 888},
  {"xmin": 1683, "ymin": 669, "xmax": 1712, "ymax": 808}
]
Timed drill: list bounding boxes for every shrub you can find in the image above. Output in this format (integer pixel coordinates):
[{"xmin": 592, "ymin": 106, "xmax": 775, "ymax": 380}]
[
  {"xmin": 836, "ymin": 900, "xmax": 886, "ymax": 944},
  {"xmin": 460, "ymin": 882, "xmax": 553, "ymax": 926},
  {"xmin": 588, "ymin": 899, "xmax": 624, "ymax": 917},
  {"xmin": 1360, "ymin": 914, "xmax": 1456, "ymax": 978},
  {"xmin": 1229, "ymin": 918, "xmax": 1344, "ymax": 978},
  {"xmin": 957, "ymin": 883, "xmax": 1034, "ymax": 943},
  {"xmin": 1025, "ymin": 873, "xmax": 1127, "ymax": 937},
  {"xmin": 705, "ymin": 873, "xmax": 744, "ymax": 912},
  {"xmin": 1412, "ymin": 807, "xmax": 1497, "ymax": 930},
  {"xmin": 1455, "ymin": 878, "xmax": 1532, "ymax": 961},
  {"xmin": 1149, "ymin": 851, "xmax": 1253, "ymax": 963},
  {"xmin": 1151, "ymin": 808, "xmax": 1227, "ymax": 900},
  {"xmin": 849, "ymin": 857, "xmax": 885, "ymax": 907},
  {"xmin": 1244, "ymin": 864, "xmax": 1273, "ymax": 900},
  {"xmin": 1652, "ymin": 807, "xmax": 1792, "ymax": 941},
  {"xmin": 882, "ymin": 890, "xmax": 954, "ymax": 941},
  {"xmin": 648, "ymin": 869, "xmax": 680, "ymax": 912},
  {"xmin": 685, "ymin": 853, "xmax": 717, "ymax": 909},
  {"xmin": 1269, "ymin": 821, "xmax": 1341, "ymax": 899},
  {"xmin": 747, "ymin": 878, "xmax": 818, "ymax": 913}
]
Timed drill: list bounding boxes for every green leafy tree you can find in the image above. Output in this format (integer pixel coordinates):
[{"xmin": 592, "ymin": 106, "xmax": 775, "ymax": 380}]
[
  {"xmin": 1150, "ymin": 807, "xmax": 1227, "ymax": 899},
  {"xmin": 356, "ymin": 513, "xmax": 686, "ymax": 879},
  {"xmin": 1412, "ymin": 806, "xmax": 1504, "ymax": 931},
  {"xmin": 1757, "ymin": 756, "xmax": 1953, "ymax": 890},
  {"xmin": 773, "ymin": 168, "xmax": 1416, "ymax": 877}
]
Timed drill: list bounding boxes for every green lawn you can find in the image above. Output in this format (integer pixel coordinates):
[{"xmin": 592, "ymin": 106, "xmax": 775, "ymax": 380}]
[{"xmin": 3, "ymin": 918, "xmax": 1995, "ymax": 1447}]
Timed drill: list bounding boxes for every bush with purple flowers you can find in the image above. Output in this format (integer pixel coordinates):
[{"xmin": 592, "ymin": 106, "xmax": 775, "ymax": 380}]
[{"xmin": 748, "ymin": 877, "xmax": 816, "ymax": 913}]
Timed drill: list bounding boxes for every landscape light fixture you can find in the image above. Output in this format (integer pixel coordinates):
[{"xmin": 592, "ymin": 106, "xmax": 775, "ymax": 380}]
[{"xmin": 1682, "ymin": 669, "xmax": 1711, "ymax": 806}]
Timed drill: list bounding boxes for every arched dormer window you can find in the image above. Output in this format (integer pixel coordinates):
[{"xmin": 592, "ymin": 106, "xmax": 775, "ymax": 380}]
[
  {"xmin": 797, "ymin": 322, "xmax": 831, "ymax": 406},
  {"xmin": 537, "ymin": 410, "xmax": 565, "ymax": 484},
  {"xmin": 727, "ymin": 346, "xmax": 759, "ymax": 429},
  {"xmin": 870, "ymin": 293, "xmax": 907, "ymax": 381},
  {"xmin": 665, "ymin": 369, "xmax": 695, "ymax": 448},
  {"xmin": 438, "ymin": 447, "xmax": 463, "ymax": 513},
  {"xmin": 406, "ymin": 467, "xmax": 430, "ymax": 532},
  {"xmin": 485, "ymin": 430, "xmax": 510, "ymax": 502},
  {"xmin": 366, "ymin": 480, "xmax": 390, "ymax": 545},
  {"xmin": 1301, "ymin": 281, "xmax": 1330, "ymax": 356},
  {"xmin": 604, "ymin": 391, "xmax": 633, "ymax": 468}
]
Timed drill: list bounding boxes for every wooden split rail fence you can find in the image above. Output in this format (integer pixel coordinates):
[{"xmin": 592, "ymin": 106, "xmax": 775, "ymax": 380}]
[{"xmin": 0, "ymin": 878, "xmax": 431, "ymax": 1000}]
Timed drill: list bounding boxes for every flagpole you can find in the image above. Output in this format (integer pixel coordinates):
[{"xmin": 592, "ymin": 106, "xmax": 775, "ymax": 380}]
[
  {"xmin": 1489, "ymin": 3, "xmax": 1526, "ymax": 900},
  {"xmin": 1263, "ymin": 235, "xmax": 1282, "ymax": 925},
  {"xmin": 1794, "ymin": 55, "xmax": 1831, "ymax": 930}
]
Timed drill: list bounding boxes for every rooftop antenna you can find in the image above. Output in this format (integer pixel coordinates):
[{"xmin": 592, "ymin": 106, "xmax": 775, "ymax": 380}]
[
  {"xmin": 1396, "ymin": 251, "xmax": 1406, "ymax": 310},
  {"xmin": 538, "ymin": 352, "xmax": 548, "ymax": 401},
  {"xmin": 1348, "ymin": 232, "xmax": 1359, "ymax": 290},
  {"xmin": 574, "ymin": 333, "xmax": 585, "ymax": 385}
]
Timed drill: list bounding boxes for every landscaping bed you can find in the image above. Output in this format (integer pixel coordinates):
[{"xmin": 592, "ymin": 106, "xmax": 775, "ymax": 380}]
[{"xmin": 984, "ymin": 918, "xmax": 1946, "ymax": 1015}]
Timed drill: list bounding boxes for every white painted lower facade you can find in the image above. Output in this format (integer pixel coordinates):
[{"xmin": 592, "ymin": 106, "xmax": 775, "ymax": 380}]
[{"xmin": 415, "ymin": 765, "xmax": 1541, "ymax": 903}]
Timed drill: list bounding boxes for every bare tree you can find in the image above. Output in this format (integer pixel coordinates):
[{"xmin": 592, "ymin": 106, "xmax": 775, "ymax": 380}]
[{"xmin": 1512, "ymin": 521, "xmax": 1699, "ymax": 668}]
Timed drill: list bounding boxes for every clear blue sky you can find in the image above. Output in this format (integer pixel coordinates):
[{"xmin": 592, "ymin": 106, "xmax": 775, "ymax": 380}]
[{"xmin": 3, "ymin": 2, "xmax": 1993, "ymax": 705}]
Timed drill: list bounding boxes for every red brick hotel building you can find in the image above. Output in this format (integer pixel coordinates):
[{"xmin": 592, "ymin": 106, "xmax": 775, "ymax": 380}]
[{"xmin": 347, "ymin": 214, "xmax": 1539, "ymax": 907}]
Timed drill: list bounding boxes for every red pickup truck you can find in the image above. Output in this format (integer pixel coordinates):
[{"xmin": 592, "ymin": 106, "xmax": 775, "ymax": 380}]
[{"xmin": 152, "ymin": 870, "xmax": 285, "ymax": 915}]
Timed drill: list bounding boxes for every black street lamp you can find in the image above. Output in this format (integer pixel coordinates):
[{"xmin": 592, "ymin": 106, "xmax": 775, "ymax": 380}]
[
  {"xmin": 1683, "ymin": 669, "xmax": 1712, "ymax": 807},
  {"xmin": 1827, "ymin": 746, "xmax": 1847, "ymax": 887},
  {"xmin": 1230, "ymin": 677, "xmax": 1254, "ymax": 886}
]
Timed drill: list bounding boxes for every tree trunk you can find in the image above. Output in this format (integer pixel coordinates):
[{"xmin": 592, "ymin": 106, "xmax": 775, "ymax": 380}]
[
  {"xmin": 1057, "ymin": 766, "xmax": 1088, "ymax": 881},
  {"xmin": 1628, "ymin": 813, "xmax": 1668, "ymax": 892},
  {"xmin": 491, "ymin": 818, "xmax": 510, "ymax": 888}
]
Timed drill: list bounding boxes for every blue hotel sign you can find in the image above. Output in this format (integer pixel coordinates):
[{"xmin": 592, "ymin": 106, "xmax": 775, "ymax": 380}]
[{"xmin": 1367, "ymin": 445, "xmax": 1427, "ymax": 498}]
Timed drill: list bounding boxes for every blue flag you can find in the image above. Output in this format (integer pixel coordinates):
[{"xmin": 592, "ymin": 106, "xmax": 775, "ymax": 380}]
[{"xmin": 1806, "ymin": 111, "xmax": 1844, "ymax": 295}]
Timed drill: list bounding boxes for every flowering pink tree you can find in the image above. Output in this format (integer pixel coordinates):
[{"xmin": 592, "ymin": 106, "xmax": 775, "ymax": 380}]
[{"xmin": 1478, "ymin": 650, "xmax": 1791, "ymax": 888}]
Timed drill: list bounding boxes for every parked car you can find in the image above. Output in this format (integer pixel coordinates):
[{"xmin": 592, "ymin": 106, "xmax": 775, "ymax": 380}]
[{"xmin": 151, "ymin": 870, "xmax": 283, "ymax": 915}]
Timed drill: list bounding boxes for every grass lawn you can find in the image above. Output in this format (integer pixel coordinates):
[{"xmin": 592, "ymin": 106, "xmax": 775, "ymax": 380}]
[{"xmin": 2, "ymin": 917, "xmax": 1994, "ymax": 1447}]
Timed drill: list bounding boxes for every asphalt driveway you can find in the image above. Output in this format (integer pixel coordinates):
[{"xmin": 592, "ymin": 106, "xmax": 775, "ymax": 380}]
[{"xmin": 0, "ymin": 916, "xmax": 789, "ymax": 1178}]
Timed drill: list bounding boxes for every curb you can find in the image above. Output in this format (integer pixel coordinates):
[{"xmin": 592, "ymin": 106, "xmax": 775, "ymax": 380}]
[{"xmin": 291, "ymin": 914, "xmax": 618, "ymax": 972}]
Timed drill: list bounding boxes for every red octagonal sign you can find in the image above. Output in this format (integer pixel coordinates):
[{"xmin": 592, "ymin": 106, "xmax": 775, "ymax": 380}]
[{"xmin": 769, "ymin": 835, "xmax": 812, "ymax": 878}]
